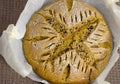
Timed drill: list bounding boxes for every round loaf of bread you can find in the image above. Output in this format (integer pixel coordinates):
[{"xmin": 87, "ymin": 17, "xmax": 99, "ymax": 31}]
[{"xmin": 23, "ymin": 0, "xmax": 112, "ymax": 84}]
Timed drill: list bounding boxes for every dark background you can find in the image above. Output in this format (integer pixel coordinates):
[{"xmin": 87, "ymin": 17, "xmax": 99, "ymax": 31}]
[{"xmin": 0, "ymin": 0, "xmax": 120, "ymax": 84}]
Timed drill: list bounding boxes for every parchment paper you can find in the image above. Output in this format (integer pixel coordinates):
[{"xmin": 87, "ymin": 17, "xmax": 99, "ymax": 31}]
[{"xmin": 0, "ymin": 0, "xmax": 120, "ymax": 84}]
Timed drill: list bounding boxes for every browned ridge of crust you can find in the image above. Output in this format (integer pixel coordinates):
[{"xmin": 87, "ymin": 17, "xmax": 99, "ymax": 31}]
[{"xmin": 23, "ymin": 0, "xmax": 112, "ymax": 84}]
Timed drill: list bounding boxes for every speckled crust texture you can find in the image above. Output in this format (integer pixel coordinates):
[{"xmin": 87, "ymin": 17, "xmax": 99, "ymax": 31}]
[{"xmin": 23, "ymin": 0, "xmax": 112, "ymax": 84}]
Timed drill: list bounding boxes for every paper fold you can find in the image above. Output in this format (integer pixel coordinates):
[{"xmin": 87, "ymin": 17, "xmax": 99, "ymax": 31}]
[{"xmin": 0, "ymin": 24, "xmax": 32, "ymax": 77}]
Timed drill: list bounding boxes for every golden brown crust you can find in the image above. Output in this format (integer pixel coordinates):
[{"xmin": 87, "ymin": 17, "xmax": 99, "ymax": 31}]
[{"xmin": 23, "ymin": 0, "xmax": 112, "ymax": 84}]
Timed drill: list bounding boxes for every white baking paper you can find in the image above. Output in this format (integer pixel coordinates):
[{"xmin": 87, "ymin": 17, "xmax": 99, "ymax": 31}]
[{"xmin": 0, "ymin": 0, "xmax": 120, "ymax": 84}]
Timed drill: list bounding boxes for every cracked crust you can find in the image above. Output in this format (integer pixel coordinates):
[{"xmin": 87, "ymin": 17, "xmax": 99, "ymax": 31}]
[{"xmin": 23, "ymin": 0, "xmax": 112, "ymax": 84}]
